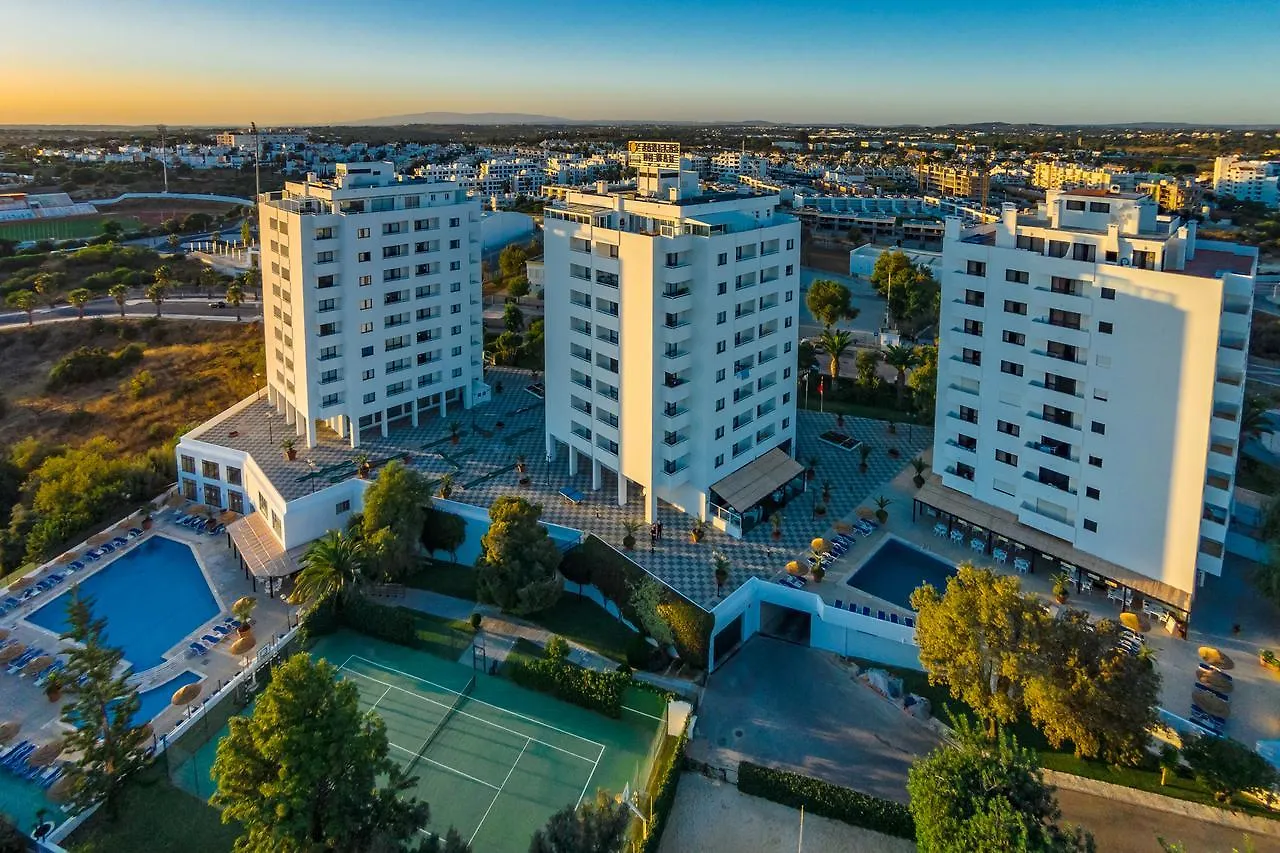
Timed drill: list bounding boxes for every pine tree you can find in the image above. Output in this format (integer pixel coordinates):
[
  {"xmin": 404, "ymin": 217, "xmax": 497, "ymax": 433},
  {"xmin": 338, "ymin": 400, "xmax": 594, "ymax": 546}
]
[
  {"xmin": 528, "ymin": 790, "xmax": 630, "ymax": 853},
  {"xmin": 58, "ymin": 587, "xmax": 152, "ymax": 818}
]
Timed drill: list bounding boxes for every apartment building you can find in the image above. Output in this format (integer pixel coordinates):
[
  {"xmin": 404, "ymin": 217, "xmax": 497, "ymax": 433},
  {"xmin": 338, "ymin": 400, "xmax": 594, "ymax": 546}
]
[
  {"xmin": 254, "ymin": 162, "xmax": 486, "ymax": 447},
  {"xmin": 215, "ymin": 130, "xmax": 307, "ymax": 150},
  {"xmin": 914, "ymin": 162, "xmax": 989, "ymax": 199},
  {"xmin": 926, "ymin": 189, "xmax": 1256, "ymax": 616},
  {"xmin": 1031, "ymin": 161, "xmax": 1126, "ymax": 191},
  {"xmin": 1212, "ymin": 155, "xmax": 1280, "ymax": 208},
  {"xmin": 542, "ymin": 146, "xmax": 802, "ymax": 535}
]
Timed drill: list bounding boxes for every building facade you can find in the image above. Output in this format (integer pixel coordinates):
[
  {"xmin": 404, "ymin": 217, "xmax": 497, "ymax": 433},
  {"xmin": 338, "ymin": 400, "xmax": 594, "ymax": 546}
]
[
  {"xmin": 1212, "ymin": 155, "xmax": 1280, "ymax": 208},
  {"xmin": 257, "ymin": 162, "xmax": 488, "ymax": 449},
  {"xmin": 542, "ymin": 154, "xmax": 802, "ymax": 533},
  {"xmin": 914, "ymin": 163, "xmax": 989, "ymax": 199},
  {"xmin": 931, "ymin": 189, "xmax": 1256, "ymax": 609}
]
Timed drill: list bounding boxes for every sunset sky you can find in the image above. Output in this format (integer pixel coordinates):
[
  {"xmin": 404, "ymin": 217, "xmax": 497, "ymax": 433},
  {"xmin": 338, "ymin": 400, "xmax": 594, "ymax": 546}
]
[{"xmin": 4, "ymin": 0, "xmax": 1278, "ymax": 126}]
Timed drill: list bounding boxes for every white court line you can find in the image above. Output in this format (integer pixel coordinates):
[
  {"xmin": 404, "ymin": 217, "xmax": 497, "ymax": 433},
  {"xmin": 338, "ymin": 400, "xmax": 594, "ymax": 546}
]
[
  {"xmin": 622, "ymin": 705, "xmax": 663, "ymax": 722},
  {"xmin": 387, "ymin": 742, "xmax": 500, "ymax": 791},
  {"xmin": 368, "ymin": 685, "xmax": 392, "ymax": 713},
  {"xmin": 576, "ymin": 745, "xmax": 603, "ymax": 808},
  {"xmin": 470, "ymin": 737, "xmax": 531, "ymax": 847},
  {"xmin": 345, "ymin": 654, "xmax": 606, "ymax": 750}
]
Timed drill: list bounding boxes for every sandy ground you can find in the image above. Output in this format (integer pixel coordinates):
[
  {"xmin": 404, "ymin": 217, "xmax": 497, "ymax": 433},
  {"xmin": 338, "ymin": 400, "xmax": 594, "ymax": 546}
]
[{"xmin": 658, "ymin": 772, "xmax": 915, "ymax": 853}]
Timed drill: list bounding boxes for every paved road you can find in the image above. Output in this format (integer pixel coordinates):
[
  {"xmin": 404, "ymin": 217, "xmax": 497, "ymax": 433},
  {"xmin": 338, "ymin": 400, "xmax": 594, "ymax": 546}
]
[
  {"xmin": 0, "ymin": 296, "xmax": 262, "ymax": 328},
  {"xmin": 1055, "ymin": 788, "xmax": 1264, "ymax": 853}
]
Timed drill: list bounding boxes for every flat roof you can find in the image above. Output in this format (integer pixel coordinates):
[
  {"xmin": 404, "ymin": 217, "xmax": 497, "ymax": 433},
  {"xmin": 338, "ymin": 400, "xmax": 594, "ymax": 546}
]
[{"xmin": 1176, "ymin": 248, "xmax": 1256, "ymax": 279}]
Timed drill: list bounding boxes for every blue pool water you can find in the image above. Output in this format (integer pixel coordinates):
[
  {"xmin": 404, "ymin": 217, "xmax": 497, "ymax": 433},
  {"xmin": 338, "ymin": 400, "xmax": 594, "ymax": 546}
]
[
  {"xmin": 429, "ymin": 505, "xmax": 582, "ymax": 566},
  {"xmin": 846, "ymin": 537, "xmax": 957, "ymax": 609},
  {"xmin": 135, "ymin": 670, "xmax": 202, "ymax": 726},
  {"xmin": 25, "ymin": 536, "xmax": 220, "ymax": 669}
]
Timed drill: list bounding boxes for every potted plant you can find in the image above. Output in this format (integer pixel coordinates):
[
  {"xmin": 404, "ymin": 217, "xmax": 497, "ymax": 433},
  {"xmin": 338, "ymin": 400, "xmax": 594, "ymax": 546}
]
[
  {"xmin": 1261, "ymin": 648, "xmax": 1280, "ymax": 675},
  {"xmin": 712, "ymin": 551, "xmax": 730, "ymax": 596},
  {"xmin": 813, "ymin": 502, "xmax": 827, "ymax": 517},
  {"xmin": 469, "ymin": 612, "xmax": 483, "ymax": 633},
  {"xmin": 811, "ymin": 563, "xmax": 825, "ymax": 583},
  {"xmin": 437, "ymin": 473, "xmax": 455, "ymax": 500},
  {"xmin": 1052, "ymin": 571, "xmax": 1071, "ymax": 604},
  {"xmin": 233, "ymin": 597, "xmax": 257, "ymax": 633},
  {"xmin": 859, "ymin": 444, "xmax": 871, "ymax": 472},
  {"xmin": 448, "ymin": 420, "xmax": 462, "ymax": 445},
  {"xmin": 821, "ymin": 480, "xmax": 832, "ymax": 504},
  {"xmin": 621, "ymin": 519, "xmax": 640, "ymax": 551},
  {"xmin": 141, "ymin": 511, "xmax": 154, "ymax": 531},
  {"xmin": 44, "ymin": 671, "xmax": 64, "ymax": 703},
  {"xmin": 873, "ymin": 495, "xmax": 892, "ymax": 525},
  {"xmin": 910, "ymin": 456, "xmax": 928, "ymax": 489},
  {"xmin": 281, "ymin": 437, "xmax": 297, "ymax": 461},
  {"xmin": 690, "ymin": 520, "xmax": 706, "ymax": 544},
  {"xmin": 354, "ymin": 453, "xmax": 372, "ymax": 479},
  {"xmin": 887, "ymin": 421, "xmax": 897, "ymax": 435},
  {"xmin": 836, "ymin": 412, "xmax": 845, "ymax": 428},
  {"xmin": 806, "ymin": 456, "xmax": 818, "ymax": 481},
  {"xmin": 494, "ymin": 381, "xmax": 504, "ymax": 394},
  {"xmin": 515, "ymin": 454, "xmax": 530, "ymax": 485},
  {"xmin": 888, "ymin": 446, "xmax": 900, "ymax": 459},
  {"xmin": 770, "ymin": 513, "xmax": 783, "ymax": 541}
]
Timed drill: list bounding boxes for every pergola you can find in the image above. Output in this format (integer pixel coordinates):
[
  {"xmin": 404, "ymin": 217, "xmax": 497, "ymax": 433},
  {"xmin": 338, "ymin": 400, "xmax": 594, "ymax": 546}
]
[{"xmin": 226, "ymin": 513, "xmax": 303, "ymax": 598}]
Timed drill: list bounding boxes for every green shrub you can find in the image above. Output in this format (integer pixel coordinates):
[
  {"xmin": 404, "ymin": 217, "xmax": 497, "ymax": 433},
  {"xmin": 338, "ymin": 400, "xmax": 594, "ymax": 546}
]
[
  {"xmin": 639, "ymin": 728, "xmax": 689, "ymax": 853},
  {"xmin": 342, "ymin": 597, "xmax": 419, "ymax": 647},
  {"xmin": 737, "ymin": 762, "xmax": 915, "ymax": 839},
  {"xmin": 506, "ymin": 655, "xmax": 628, "ymax": 717},
  {"xmin": 47, "ymin": 343, "xmax": 146, "ymax": 390}
]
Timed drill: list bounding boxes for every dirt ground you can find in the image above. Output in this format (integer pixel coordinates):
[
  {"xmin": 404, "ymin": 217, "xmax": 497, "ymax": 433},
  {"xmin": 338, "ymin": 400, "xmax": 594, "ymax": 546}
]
[
  {"xmin": 98, "ymin": 198, "xmax": 241, "ymax": 227},
  {"xmin": 658, "ymin": 772, "xmax": 915, "ymax": 853}
]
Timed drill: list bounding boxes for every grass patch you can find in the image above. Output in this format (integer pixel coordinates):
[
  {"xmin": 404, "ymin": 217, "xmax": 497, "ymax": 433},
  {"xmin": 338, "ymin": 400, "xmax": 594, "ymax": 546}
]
[
  {"xmin": 409, "ymin": 609, "xmax": 475, "ymax": 660},
  {"xmin": 0, "ymin": 216, "xmax": 142, "ymax": 243},
  {"xmin": 798, "ymin": 395, "xmax": 927, "ymax": 425},
  {"xmin": 500, "ymin": 637, "xmax": 545, "ymax": 675},
  {"xmin": 532, "ymin": 594, "xmax": 641, "ymax": 663},
  {"xmin": 65, "ymin": 764, "xmax": 240, "ymax": 853},
  {"xmin": 408, "ymin": 559, "xmax": 479, "ymax": 600},
  {"xmin": 846, "ymin": 657, "xmax": 1280, "ymax": 820}
]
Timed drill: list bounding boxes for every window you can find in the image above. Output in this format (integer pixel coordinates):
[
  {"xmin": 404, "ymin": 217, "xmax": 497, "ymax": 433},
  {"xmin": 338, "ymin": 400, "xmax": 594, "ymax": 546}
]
[
  {"xmin": 1003, "ymin": 300, "xmax": 1027, "ymax": 315},
  {"xmin": 963, "ymin": 319, "xmax": 983, "ymax": 336},
  {"xmin": 1002, "ymin": 330, "xmax": 1025, "ymax": 346},
  {"xmin": 964, "ymin": 289, "xmax": 985, "ymax": 307},
  {"xmin": 1086, "ymin": 486, "xmax": 1100, "ymax": 500},
  {"xmin": 362, "ymin": 345, "xmax": 374, "ymax": 357},
  {"xmin": 336, "ymin": 500, "xmax": 351, "ymax": 514},
  {"xmin": 357, "ymin": 227, "xmax": 371, "ymax": 238},
  {"xmin": 1071, "ymin": 243, "xmax": 1097, "ymax": 262},
  {"xmin": 1100, "ymin": 287, "xmax": 1115, "ymax": 300},
  {"xmin": 1088, "ymin": 455, "xmax": 1102, "ymax": 468},
  {"xmin": 361, "ymin": 369, "xmax": 375, "ymax": 381},
  {"xmin": 716, "ymin": 311, "xmax": 727, "ymax": 325},
  {"xmin": 714, "ymin": 426, "xmax": 725, "ymax": 440},
  {"xmin": 716, "ymin": 398, "xmax": 725, "ymax": 412},
  {"xmin": 957, "ymin": 434, "xmax": 977, "ymax": 451},
  {"xmin": 1066, "ymin": 199, "xmax": 1086, "ymax": 211},
  {"xmin": 317, "ymin": 274, "xmax": 335, "ymax": 289},
  {"xmin": 716, "ymin": 341, "xmax": 726, "ymax": 354},
  {"xmin": 786, "ymin": 238, "xmax": 794, "ymax": 250},
  {"xmin": 1090, "ymin": 421, "xmax": 1105, "ymax": 435},
  {"xmin": 717, "ymin": 252, "xmax": 728, "ymax": 266},
  {"xmin": 357, "ymin": 251, "xmax": 371, "ymax": 262},
  {"xmin": 1083, "ymin": 519, "xmax": 1098, "ymax": 532},
  {"xmin": 1048, "ymin": 239, "xmax": 1069, "ymax": 258},
  {"xmin": 1000, "ymin": 360, "xmax": 1024, "ymax": 377},
  {"xmin": 716, "ymin": 368, "xmax": 726, "ymax": 382},
  {"xmin": 1005, "ymin": 269, "xmax": 1029, "ymax": 284},
  {"xmin": 359, "ymin": 275, "xmax": 372, "ymax": 286},
  {"xmin": 1098, "ymin": 321, "xmax": 1113, "ymax": 334},
  {"xmin": 180, "ymin": 454, "xmax": 196, "ymax": 474},
  {"xmin": 961, "ymin": 347, "xmax": 981, "ymax": 366},
  {"xmin": 997, "ymin": 420, "xmax": 1020, "ymax": 437},
  {"xmin": 959, "ymin": 405, "xmax": 978, "ymax": 424},
  {"xmin": 1088, "ymin": 201, "xmax": 1110, "ymax": 213},
  {"xmin": 359, "ymin": 322, "xmax": 374, "ymax": 334},
  {"xmin": 966, "ymin": 260, "xmax": 986, "ymax": 277},
  {"xmin": 715, "ymin": 454, "xmax": 725, "ymax": 468},
  {"xmin": 200, "ymin": 461, "xmax": 220, "ymax": 479},
  {"xmin": 995, "ymin": 449, "xmax": 1018, "ymax": 466}
]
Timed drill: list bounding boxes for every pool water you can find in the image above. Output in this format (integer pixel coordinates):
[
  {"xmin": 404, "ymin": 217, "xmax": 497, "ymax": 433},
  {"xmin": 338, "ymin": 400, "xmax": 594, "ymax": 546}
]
[
  {"xmin": 135, "ymin": 670, "xmax": 202, "ymax": 727},
  {"xmin": 429, "ymin": 507, "xmax": 581, "ymax": 566},
  {"xmin": 25, "ymin": 536, "xmax": 220, "ymax": 670},
  {"xmin": 846, "ymin": 537, "xmax": 957, "ymax": 609}
]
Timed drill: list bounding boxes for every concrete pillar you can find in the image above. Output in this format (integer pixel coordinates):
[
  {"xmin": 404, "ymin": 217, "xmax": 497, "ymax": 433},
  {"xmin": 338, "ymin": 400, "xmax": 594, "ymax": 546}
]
[
  {"xmin": 592, "ymin": 458, "xmax": 602, "ymax": 491},
  {"xmin": 349, "ymin": 418, "xmax": 360, "ymax": 449},
  {"xmin": 645, "ymin": 488, "xmax": 657, "ymax": 524},
  {"xmin": 440, "ymin": 393, "xmax": 448, "ymax": 419},
  {"xmin": 411, "ymin": 404, "xmax": 419, "ymax": 428},
  {"xmin": 545, "ymin": 431, "xmax": 555, "ymax": 462},
  {"xmin": 568, "ymin": 448, "xmax": 578, "ymax": 477},
  {"xmin": 617, "ymin": 473, "xmax": 627, "ymax": 507},
  {"xmin": 380, "ymin": 412, "xmax": 389, "ymax": 438},
  {"xmin": 305, "ymin": 418, "xmax": 316, "ymax": 449}
]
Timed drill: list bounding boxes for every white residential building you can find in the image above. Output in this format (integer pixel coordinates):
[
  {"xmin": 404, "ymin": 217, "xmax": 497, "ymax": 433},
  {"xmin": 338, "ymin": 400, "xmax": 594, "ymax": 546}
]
[
  {"xmin": 254, "ymin": 161, "xmax": 487, "ymax": 448},
  {"xmin": 925, "ymin": 189, "xmax": 1257, "ymax": 617},
  {"xmin": 542, "ymin": 149, "xmax": 802, "ymax": 534},
  {"xmin": 1212, "ymin": 155, "xmax": 1280, "ymax": 208},
  {"xmin": 216, "ymin": 130, "xmax": 308, "ymax": 150}
]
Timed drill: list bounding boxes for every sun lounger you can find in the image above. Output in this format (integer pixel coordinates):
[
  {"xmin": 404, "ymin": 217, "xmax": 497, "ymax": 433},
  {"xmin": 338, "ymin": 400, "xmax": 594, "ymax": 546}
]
[
  {"xmin": 84, "ymin": 549, "xmax": 102, "ymax": 560},
  {"xmin": 212, "ymin": 625, "xmax": 231, "ymax": 636},
  {"xmin": 201, "ymin": 633, "xmax": 220, "ymax": 645},
  {"xmin": 110, "ymin": 537, "xmax": 128, "ymax": 547},
  {"xmin": 127, "ymin": 527, "xmax": 143, "ymax": 537},
  {"xmin": 188, "ymin": 642, "xmax": 207, "ymax": 656},
  {"xmin": 558, "ymin": 487, "xmax": 585, "ymax": 505},
  {"xmin": 224, "ymin": 618, "xmax": 242, "ymax": 629}
]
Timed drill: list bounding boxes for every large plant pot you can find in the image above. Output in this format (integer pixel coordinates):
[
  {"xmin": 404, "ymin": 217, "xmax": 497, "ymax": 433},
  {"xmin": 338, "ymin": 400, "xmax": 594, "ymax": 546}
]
[
  {"xmin": 875, "ymin": 510, "xmax": 888, "ymax": 525},
  {"xmin": 284, "ymin": 448, "xmax": 297, "ymax": 461},
  {"xmin": 913, "ymin": 474, "xmax": 925, "ymax": 489},
  {"xmin": 771, "ymin": 530, "xmax": 781, "ymax": 541},
  {"xmin": 622, "ymin": 536, "xmax": 635, "ymax": 551},
  {"xmin": 236, "ymin": 623, "xmax": 252, "ymax": 636}
]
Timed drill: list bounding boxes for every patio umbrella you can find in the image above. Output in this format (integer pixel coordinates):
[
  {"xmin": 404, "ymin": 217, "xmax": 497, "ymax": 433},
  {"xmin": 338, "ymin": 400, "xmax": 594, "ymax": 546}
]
[
  {"xmin": 0, "ymin": 721, "xmax": 19, "ymax": 743},
  {"xmin": 1197, "ymin": 669, "xmax": 1234, "ymax": 694},
  {"xmin": 28, "ymin": 740, "xmax": 64, "ymax": 767},
  {"xmin": 811, "ymin": 537, "xmax": 827, "ymax": 553},
  {"xmin": 1192, "ymin": 689, "xmax": 1231, "ymax": 718},
  {"xmin": 1119, "ymin": 612, "xmax": 1149, "ymax": 633},
  {"xmin": 0, "ymin": 643, "xmax": 26, "ymax": 663},
  {"xmin": 7, "ymin": 575, "xmax": 33, "ymax": 592},
  {"xmin": 785, "ymin": 560, "xmax": 801, "ymax": 575},
  {"xmin": 856, "ymin": 507, "xmax": 875, "ymax": 520},
  {"xmin": 834, "ymin": 522, "xmax": 853, "ymax": 534},
  {"xmin": 229, "ymin": 635, "xmax": 255, "ymax": 656},
  {"xmin": 23, "ymin": 654, "xmax": 53, "ymax": 676},
  {"xmin": 1198, "ymin": 646, "xmax": 1235, "ymax": 670},
  {"xmin": 219, "ymin": 510, "xmax": 241, "ymax": 523},
  {"xmin": 47, "ymin": 775, "xmax": 75, "ymax": 803},
  {"xmin": 0, "ymin": 628, "xmax": 8, "ymax": 642},
  {"xmin": 171, "ymin": 682, "xmax": 202, "ymax": 706},
  {"xmin": 56, "ymin": 551, "xmax": 78, "ymax": 564},
  {"xmin": 86, "ymin": 532, "xmax": 112, "ymax": 548}
]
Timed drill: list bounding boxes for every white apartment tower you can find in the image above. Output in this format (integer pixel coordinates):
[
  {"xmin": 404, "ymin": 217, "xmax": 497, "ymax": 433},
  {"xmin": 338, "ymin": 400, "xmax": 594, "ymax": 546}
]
[
  {"xmin": 259, "ymin": 162, "xmax": 487, "ymax": 449},
  {"xmin": 932, "ymin": 189, "xmax": 1257, "ymax": 607},
  {"xmin": 543, "ymin": 144, "xmax": 802, "ymax": 532},
  {"xmin": 1212, "ymin": 155, "xmax": 1280, "ymax": 208}
]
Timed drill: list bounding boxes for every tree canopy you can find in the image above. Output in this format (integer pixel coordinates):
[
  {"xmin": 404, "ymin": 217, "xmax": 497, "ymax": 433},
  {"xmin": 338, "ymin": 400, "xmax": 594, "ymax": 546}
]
[
  {"xmin": 360, "ymin": 460, "xmax": 431, "ymax": 580},
  {"xmin": 870, "ymin": 250, "xmax": 940, "ymax": 334},
  {"xmin": 291, "ymin": 529, "xmax": 368, "ymax": 607},
  {"xmin": 908, "ymin": 719, "xmax": 1094, "ymax": 853},
  {"xmin": 804, "ymin": 278, "xmax": 858, "ymax": 329},
  {"xmin": 528, "ymin": 789, "xmax": 630, "ymax": 853},
  {"xmin": 1180, "ymin": 734, "xmax": 1279, "ymax": 803},
  {"xmin": 474, "ymin": 496, "xmax": 563, "ymax": 615},
  {"xmin": 212, "ymin": 653, "xmax": 431, "ymax": 853}
]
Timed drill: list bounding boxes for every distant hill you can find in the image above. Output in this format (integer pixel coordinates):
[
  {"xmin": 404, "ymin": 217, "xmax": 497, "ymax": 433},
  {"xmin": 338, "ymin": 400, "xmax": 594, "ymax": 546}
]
[{"xmin": 337, "ymin": 112, "xmax": 575, "ymax": 126}]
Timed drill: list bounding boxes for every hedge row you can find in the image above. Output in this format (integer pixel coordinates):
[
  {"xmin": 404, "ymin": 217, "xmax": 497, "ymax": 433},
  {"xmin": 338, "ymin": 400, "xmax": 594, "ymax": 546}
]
[
  {"xmin": 297, "ymin": 593, "xmax": 429, "ymax": 651},
  {"xmin": 559, "ymin": 535, "xmax": 713, "ymax": 669},
  {"xmin": 506, "ymin": 654, "xmax": 629, "ymax": 718},
  {"xmin": 639, "ymin": 728, "xmax": 689, "ymax": 853},
  {"xmin": 737, "ymin": 761, "xmax": 915, "ymax": 839}
]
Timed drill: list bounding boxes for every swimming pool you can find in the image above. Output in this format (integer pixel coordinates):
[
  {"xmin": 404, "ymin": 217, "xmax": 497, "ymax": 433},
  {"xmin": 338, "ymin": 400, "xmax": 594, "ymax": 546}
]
[
  {"xmin": 25, "ymin": 536, "xmax": 220, "ymax": 670},
  {"xmin": 845, "ymin": 537, "xmax": 957, "ymax": 609},
  {"xmin": 428, "ymin": 502, "xmax": 582, "ymax": 566}
]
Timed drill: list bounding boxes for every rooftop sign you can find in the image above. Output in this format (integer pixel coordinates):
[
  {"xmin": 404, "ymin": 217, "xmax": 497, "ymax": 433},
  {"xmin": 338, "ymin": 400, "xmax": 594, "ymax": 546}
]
[{"xmin": 628, "ymin": 140, "xmax": 681, "ymax": 169}]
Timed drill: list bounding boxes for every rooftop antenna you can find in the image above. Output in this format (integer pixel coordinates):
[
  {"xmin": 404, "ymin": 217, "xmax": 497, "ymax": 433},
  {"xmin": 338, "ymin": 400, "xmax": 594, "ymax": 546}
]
[{"xmin": 157, "ymin": 124, "xmax": 168, "ymax": 193}]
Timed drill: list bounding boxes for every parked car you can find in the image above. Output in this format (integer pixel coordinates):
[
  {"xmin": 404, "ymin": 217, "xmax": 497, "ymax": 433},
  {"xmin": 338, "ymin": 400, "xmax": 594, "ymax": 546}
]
[{"xmin": 208, "ymin": 301, "xmax": 226, "ymax": 308}]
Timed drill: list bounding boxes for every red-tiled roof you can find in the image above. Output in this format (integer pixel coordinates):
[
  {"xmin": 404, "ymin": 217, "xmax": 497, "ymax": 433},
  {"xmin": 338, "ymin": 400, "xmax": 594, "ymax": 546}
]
[{"xmin": 1179, "ymin": 248, "xmax": 1255, "ymax": 279}]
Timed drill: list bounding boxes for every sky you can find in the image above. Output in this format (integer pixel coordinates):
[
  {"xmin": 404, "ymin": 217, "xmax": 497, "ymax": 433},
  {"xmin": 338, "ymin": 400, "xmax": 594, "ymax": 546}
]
[{"xmin": 4, "ymin": 0, "xmax": 1279, "ymax": 127}]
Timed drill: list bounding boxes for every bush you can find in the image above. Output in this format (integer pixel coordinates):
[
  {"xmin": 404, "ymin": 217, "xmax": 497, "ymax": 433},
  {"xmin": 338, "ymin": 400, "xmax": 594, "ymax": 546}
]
[
  {"xmin": 506, "ymin": 654, "xmax": 628, "ymax": 717},
  {"xmin": 47, "ymin": 343, "xmax": 146, "ymax": 390},
  {"xmin": 737, "ymin": 762, "xmax": 915, "ymax": 839},
  {"xmin": 341, "ymin": 597, "xmax": 419, "ymax": 647},
  {"xmin": 639, "ymin": 729, "xmax": 689, "ymax": 853}
]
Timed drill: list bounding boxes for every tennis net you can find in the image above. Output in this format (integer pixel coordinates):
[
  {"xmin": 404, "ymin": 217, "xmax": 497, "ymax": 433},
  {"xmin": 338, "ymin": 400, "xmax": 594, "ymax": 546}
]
[{"xmin": 405, "ymin": 674, "xmax": 476, "ymax": 775}]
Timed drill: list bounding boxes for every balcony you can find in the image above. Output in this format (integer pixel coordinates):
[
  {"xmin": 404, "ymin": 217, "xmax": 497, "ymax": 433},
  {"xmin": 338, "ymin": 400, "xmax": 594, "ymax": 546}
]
[
  {"xmin": 1017, "ymin": 501, "xmax": 1075, "ymax": 541},
  {"xmin": 663, "ymin": 431, "xmax": 689, "ymax": 447},
  {"xmin": 1024, "ymin": 469, "xmax": 1075, "ymax": 496},
  {"xmin": 1031, "ymin": 317, "xmax": 1090, "ymax": 348},
  {"xmin": 1027, "ymin": 439, "xmax": 1076, "ymax": 464},
  {"xmin": 945, "ymin": 438, "xmax": 977, "ymax": 454},
  {"xmin": 662, "ymin": 284, "xmax": 692, "ymax": 300}
]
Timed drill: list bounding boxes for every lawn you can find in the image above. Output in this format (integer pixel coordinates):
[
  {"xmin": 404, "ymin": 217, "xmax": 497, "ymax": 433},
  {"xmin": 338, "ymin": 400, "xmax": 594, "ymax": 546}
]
[
  {"xmin": 798, "ymin": 395, "xmax": 928, "ymax": 425},
  {"xmin": 408, "ymin": 561, "xmax": 641, "ymax": 663},
  {"xmin": 406, "ymin": 608, "xmax": 475, "ymax": 660},
  {"xmin": 848, "ymin": 657, "xmax": 1280, "ymax": 820},
  {"xmin": 65, "ymin": 764, "xmax": 239, "ymax": 853},
  {"xmin": 0, "ymin": 216, "xmax": 141, "ymax": 242}
]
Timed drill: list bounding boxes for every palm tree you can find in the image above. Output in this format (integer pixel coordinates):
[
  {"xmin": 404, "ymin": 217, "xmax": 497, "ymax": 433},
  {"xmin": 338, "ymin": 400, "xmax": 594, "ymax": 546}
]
[
  {"xmin": 152, "ymin": 264, "xmax": 172, "ymax": 290},
  {"xmin": 817, "ymin": 328, "xmax": 854, "ymax": 389},
  {"xmin": 290, "ymin": 530, "xmax": 367, "ymax": 607},
  {"xmin": 1241, "ymin": 395, "xmax": 1270, "ymax": 441},
  {"xmin": 32, "ymin": 272, "xmax": 62, "ymax": 310},
  {"xmin": 145, "ymin": 282, "xmax": 168, "ymax": 317},
  {"xmin": 66, "ymin": 288, "xmax": 92, "ymax": 320},
  {"xmin": 437, "ymin": 473, "xmax": 455, "ymax": 499},
  {"xmin": 6, "ymin": 290, "xmax": 36, "ymax": 326},
  {"xmin": 107, "ymin": 283, "xmax": 129, "ymax": 319},
  {"xmin": 225, "ymin": 282, "xmax": 244, "ymax": 321},
  {"xmin": 882, "ymin": 344, "xmax": 923, "ymax": 408}
]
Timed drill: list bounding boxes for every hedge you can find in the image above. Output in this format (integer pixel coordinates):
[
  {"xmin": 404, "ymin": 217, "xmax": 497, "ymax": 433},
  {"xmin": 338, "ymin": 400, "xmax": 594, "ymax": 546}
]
[
  {"xmin": 297, "ymin": 593, "xmax": 434, "ymax": 651},
  {"xmin": 737, "ymin": 761, "xmax": 915, "ymax": 840},
  {"xmin": 560, "ymin": 535, "xmax": 713, "ymax": 669},
  {"xmin": 639, "ymin": 728, "xmax": 689, "ymax": 853},
  {"xmin": 506, "ymin": 654, "xmax": 629, "ymax": 717}
]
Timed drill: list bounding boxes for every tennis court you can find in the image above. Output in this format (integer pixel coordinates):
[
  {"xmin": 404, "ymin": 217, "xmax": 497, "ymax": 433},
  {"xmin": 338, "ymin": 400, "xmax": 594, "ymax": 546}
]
[{"xmin": 169, "ymin": 629, "xmax": 667, "ymax": 853}]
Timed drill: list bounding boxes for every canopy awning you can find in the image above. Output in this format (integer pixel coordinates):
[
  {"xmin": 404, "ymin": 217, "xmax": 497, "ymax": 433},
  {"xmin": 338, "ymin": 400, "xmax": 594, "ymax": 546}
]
[
  {"xmin": 916, "ymin": 477, "xmax": 1192, "ymax": 613},
  {"xmin": 710, "ymin": 448, "xmax": 805, "ymax": 512},
  {"xmin": 227, "ymin": 512, "xmax": 299, "ymax": 579}
]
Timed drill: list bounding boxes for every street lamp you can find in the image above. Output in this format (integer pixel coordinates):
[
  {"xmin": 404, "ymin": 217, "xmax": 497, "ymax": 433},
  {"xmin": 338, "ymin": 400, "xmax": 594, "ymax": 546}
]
[{"xmin": 265, "ymin": 412, "xmax": 274, "ymax": 445}]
